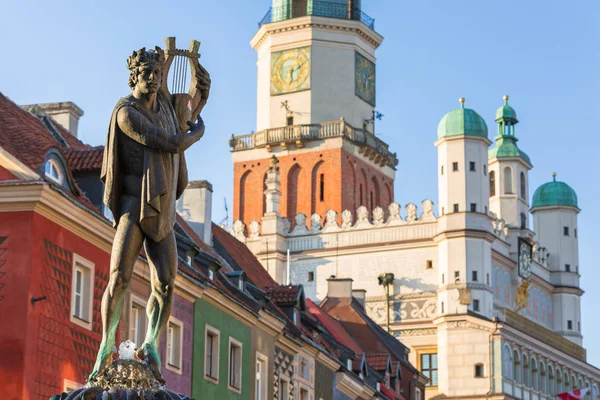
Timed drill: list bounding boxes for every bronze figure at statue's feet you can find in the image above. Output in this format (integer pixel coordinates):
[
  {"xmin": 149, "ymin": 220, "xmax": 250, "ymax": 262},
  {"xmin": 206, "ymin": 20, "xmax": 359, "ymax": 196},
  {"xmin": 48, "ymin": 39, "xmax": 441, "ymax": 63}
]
[{"xmin": 51, "ymin": 39, "xmax": 209, "ymax": 400}]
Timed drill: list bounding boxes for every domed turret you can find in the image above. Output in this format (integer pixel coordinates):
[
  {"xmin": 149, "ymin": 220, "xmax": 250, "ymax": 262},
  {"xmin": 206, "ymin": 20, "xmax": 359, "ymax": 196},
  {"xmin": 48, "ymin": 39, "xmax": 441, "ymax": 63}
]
[
  {"xmin": 495, "ymin": 95, "xmax": 518, "ymax": 124},
  {"xmin": 489, "ymin": 96, "xmax": 531, "ymax": 165},
  {"xmin": 437, "ymin": 98, "xmax": 488, "ymax": 140},
  {"xmin": 532, "ymin": 173, "xmax": 578, "ymax": 210}
]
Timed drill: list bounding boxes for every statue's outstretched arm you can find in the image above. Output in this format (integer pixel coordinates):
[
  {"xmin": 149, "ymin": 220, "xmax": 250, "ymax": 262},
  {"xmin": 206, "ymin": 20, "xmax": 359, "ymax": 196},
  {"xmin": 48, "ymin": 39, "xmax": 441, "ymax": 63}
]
[{"xmin": 117, "ymin": 106, "xmax": 204, "ymax": 153}]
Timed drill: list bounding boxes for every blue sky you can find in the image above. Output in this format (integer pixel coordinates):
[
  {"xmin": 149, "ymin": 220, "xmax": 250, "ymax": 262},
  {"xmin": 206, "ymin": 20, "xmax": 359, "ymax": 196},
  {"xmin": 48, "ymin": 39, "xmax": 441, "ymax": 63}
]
[{"xmin": 2, "ymin": 1, "xmax": 599, "ymax": 364}]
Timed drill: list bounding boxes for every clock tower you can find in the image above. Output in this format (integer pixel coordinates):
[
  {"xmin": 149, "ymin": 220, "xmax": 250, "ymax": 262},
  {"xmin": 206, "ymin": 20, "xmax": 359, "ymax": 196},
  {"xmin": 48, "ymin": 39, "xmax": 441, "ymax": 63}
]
[{"xmin": 231, "ymin": 0, "xmax": 398, "ymax": 229}]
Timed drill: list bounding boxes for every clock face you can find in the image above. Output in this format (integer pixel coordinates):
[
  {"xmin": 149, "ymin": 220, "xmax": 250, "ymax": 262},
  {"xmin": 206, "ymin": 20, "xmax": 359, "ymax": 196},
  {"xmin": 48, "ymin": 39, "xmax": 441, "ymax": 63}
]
[
  {"xmin": 518, "ymin": 239, "xmax": 532, "ymax": 280},
  {"xmin": 355, "ymin": 52, "xmax": 376, "ymax": 106},
  {"xmin": 270, "ymin": 47, "xmax": 311, "ymax": 95}
]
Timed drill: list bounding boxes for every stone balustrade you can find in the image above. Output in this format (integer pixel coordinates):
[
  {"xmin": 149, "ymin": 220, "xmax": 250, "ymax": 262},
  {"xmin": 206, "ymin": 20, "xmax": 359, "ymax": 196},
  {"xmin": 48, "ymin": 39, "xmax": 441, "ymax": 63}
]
[{"xmin": 229, "ymin": 119, "xmax": 399, "ymax": 168}]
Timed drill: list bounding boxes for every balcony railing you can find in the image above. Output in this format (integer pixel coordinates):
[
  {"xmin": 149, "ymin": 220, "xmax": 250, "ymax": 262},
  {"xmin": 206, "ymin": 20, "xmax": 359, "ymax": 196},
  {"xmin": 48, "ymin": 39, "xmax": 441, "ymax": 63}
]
[
  {"xmin": 258, "ymin": 1, "xmax": 375, "ymax": 30},
  {"xmin": 229, "ymin": 119, "xmax": 398, "ymax": 168}
]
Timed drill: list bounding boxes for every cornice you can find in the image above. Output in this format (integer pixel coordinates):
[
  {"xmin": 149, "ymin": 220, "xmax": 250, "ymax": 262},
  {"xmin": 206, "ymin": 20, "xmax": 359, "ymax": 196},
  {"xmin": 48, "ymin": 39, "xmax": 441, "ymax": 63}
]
[
  {"xmin": 257, "ymin": 309, "xmax": 287, "ymax": 336},
  {"xmin": 317, "ymin": 351, "xmax": 341, "ymax": 371},
  {"xmin": 0, "ymin": 145, "xmax": 40, "ymax": 180},
  {"xmin": 552, "ymin": 286, "xmax": 584, "ymax": 296},
  {"xmin": 434, "ymin": 134, "xmax": 492, "ymax": 147},
  {"xmin": 202, "ymin": 286, "xmax": 257, "ymax": 326},
  {"xmin": 251, "ymin": 16, "xmax": 383, "ymax": 51},
  {"xmin": 434, "ymin": 228, "xmax": 496, "ymax": 244},
  {"xmin": 0, "ymin": 183, "xmax": 114, "ymax": 252},
  {"xmin": 335, "ymin": 371, "xmax": 367, "ymax": 398},
  {"xmin": 277, "ymin": 333, "xmax": 303, "ymax": 355}
]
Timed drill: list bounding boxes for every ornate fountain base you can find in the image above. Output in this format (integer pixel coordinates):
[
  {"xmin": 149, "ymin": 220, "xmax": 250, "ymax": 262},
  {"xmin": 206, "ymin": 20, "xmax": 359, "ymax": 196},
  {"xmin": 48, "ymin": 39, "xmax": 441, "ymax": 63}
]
[{"xmin": 50, "ymin": 359, "xmax": 192, "ymax": 400}]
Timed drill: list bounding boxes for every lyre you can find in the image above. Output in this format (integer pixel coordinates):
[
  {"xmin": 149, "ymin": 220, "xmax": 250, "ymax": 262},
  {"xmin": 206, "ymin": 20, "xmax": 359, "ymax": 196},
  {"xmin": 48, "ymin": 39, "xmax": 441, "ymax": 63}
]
[{"xmin": 161, "ymin": 37, "xmax": 205, "ymax": 132}]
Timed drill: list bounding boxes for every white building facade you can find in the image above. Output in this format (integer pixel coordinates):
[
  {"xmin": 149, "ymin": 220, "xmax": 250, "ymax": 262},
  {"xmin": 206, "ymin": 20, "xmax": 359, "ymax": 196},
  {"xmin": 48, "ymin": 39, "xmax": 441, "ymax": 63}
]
[{"xmin": 182, "ymin": 1, "xmax": 598, "ymax": 399}]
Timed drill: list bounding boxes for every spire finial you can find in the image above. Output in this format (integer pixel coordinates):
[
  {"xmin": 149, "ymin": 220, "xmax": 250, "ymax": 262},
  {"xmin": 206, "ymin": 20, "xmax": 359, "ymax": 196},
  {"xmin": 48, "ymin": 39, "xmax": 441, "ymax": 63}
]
[
  {"xmin": 503, "ymin": 95, "xmax": 509, "ymax": 105},
  {"xmin": 459, "ymin": 97, "xmax": 465, "ymax": 108},
  {"xmin": 552, "ymin": 172, "xmax": 557, "ymax": 182}
]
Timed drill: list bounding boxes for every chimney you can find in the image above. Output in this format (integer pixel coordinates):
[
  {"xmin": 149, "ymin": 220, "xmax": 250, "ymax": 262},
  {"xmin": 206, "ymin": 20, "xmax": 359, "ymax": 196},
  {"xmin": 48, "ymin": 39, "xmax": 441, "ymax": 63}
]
[
  {"xmin": 352, "ymin": 289, "xmax": 367, "ymax": 309},
  {"xmin": 326, "ymin": 276, "xmax": 353, "ymax": 298},
  {"xmin": 178, "ymin": 180, "xmax": 213, "ymax": 246},
  {"xmin": 35, "ymin": 102, "xmax": 84, "ymax": 137}
]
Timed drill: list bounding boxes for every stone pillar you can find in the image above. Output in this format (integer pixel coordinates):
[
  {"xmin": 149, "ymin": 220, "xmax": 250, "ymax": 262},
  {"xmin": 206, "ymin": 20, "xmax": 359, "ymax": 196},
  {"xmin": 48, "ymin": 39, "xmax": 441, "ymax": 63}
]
[{"xmin": 264, "ymin": 155, "xmax": 281, "ymax": 215}]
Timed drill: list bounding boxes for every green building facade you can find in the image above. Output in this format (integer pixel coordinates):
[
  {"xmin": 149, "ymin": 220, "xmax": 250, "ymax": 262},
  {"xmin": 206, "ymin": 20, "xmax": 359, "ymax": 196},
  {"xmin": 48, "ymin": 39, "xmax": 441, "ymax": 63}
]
[{"xmin": 192, "ymin": 298, "xmax": 252, "ymax": 400}]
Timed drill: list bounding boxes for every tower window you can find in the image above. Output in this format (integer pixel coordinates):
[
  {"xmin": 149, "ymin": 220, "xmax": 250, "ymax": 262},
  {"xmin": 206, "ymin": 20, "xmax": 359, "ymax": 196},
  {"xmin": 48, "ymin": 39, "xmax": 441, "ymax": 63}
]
[
  {"xmin": 441, "ymin": 165, "xmax": 444, "ymax": 175},
  {"xmin": 475, "ymin": 364, "xmax": 484, "ymax": 378},
  {"xmin": 486, "ymin": 273, "xmax": 490, "ymax": 285},
  {"xmin": 483, "ymin": 165, "xmax": 487, "ymax": 176},
  {"xmin": 441, "ymin": 274, "xmax": 445, "ymax": 284},
  {"xmin": 565, "ymin": 264, "xmax": 571, "ymax": 272},
  {"xmin": 359, "ymin": 184, "xmax": 363, "ymax": 206},
  {"xmin": 489, "ymin": 171, "xmax": 496, "ymax": 196},
  {"xmin": 503, "ymin": 167, "xmax": 513, "ymax": 194},
  {"xmin": 308, "ymin": 271, "xmax": 315, "ymax": 282},
  {"xmin": 452, "ymin": 162, "xmax": 459, "ymax": 171},
  {"xmin": 578, "ymin": 322, "xmax": 581, "ymax": 332},
  {"xmin": 454, "ymin": 271, "xmax": 460, "ymax": 279},
  {"xmin": 319, "ymin": 173, "xmax": 325, "ymax": 202},
  {"xmin": 441, "ymin": 207, "xmax": 445, "ymax": 215},
  {"xmin": 564, "ymin": 226, "xmax": 569, "ymax": 236},
  {"xmin": 484, "ymin": 206, "xmax": 488, "ymax": 215},
  {"xmin": 473, "ymin": 299, "xmax": 480, "ymax": 312},
  {"xmin": 453, "ymin": 204, "xmax": 459, "ymax": 213},
  {"xmin": 520, "ymin": 172, "xmax": 526, "ymax": 199},
  {"xmin": 567, "ymin": 320, "xmax": 573, "ymax": 330},
  {"xmin": 574, "ymin": 229, "xmax": 577, "ymax": 238},
  {"xmin": 472, "ymin": 271, "xmax": 478, "ymax": 282},
  {"xmin": 370, "ymin": 192, "xmax": 374, "ymax": 210},
  {"xmin": 520, "ymin": 213, "xmax": 527, "ymax": 229},
  {"xmin": 287, "ymin": 116, "xmax": 294, "ymax": 126},
  {"xmin": 470, "ymin": 203, "xmax": 477, "ymax": 212},
  {"xmin": 441, "ymin": 302, "xmax": 444, "ymax": 313},
  {"xmin": 426, "ymin": 260, "xmax": 433, "ymax": 269},
  {"xmin": 469, "ymin": 162, "xmax": 476, "ymax": 172}
]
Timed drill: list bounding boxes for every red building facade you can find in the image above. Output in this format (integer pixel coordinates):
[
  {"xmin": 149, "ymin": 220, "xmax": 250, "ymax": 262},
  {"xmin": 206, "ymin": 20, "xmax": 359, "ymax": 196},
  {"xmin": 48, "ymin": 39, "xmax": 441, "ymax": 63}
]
[{"xmin": 233, "ymin": 147, "xmax": 395, "ymax": 228}]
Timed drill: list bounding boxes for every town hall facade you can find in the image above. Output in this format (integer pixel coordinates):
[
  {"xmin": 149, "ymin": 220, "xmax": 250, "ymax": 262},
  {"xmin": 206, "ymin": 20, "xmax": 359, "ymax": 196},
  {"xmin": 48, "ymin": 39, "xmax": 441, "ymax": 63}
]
[{"xmin": 219, "ymin": 1, "xmax": 600, "ymax": 399}]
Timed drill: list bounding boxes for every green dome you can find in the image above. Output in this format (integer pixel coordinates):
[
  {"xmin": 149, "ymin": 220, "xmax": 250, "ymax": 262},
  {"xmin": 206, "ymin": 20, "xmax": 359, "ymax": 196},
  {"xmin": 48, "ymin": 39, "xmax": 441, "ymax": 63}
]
[
  {"xmin": 495, "ymin": 104, "xmax": 518, "ymax": 123},
  {"xmin": 488, "ymin": 136, "xmax": 531, "ymax": 165},
  {"xmin": 437, "ymin": 106, "xmax": 488, "ymax": 139},
  {"xmin": 532, "ymin": 176, "xmax": 578, "ymax": 209}
]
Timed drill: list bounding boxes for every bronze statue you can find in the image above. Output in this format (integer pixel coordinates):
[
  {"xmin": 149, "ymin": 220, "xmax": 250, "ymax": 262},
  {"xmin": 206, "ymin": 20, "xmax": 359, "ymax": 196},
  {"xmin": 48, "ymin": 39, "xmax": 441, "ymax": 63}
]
[{"xmin": 89, "ymin": 45, "xmax": 210, "ymax": 384}]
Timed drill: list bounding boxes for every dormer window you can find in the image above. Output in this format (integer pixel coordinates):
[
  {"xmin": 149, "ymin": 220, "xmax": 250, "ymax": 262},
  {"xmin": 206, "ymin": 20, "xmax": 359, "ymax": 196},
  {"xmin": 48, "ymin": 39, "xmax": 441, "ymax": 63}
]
[
  {"xmin": 44, "ymin": 159, "xmax": 62, "ymax": 183},
  {"xmin": 238, "ymin": 277, "xmax": 245, "ymax": 291},
  {"xmin": 208, "ymin": 268, "xmax": 215, "ymax": 281},
  {"xmin": 186, "ymin": 254, "xmax": 193, "ymax": 266}
]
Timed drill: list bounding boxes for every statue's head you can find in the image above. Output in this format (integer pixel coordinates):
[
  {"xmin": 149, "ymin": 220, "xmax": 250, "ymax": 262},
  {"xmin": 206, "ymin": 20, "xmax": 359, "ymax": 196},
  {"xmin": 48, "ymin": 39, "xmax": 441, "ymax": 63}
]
[{"xmin": 126, "ymin": 47, "xmax": 165, "ymax": 95}]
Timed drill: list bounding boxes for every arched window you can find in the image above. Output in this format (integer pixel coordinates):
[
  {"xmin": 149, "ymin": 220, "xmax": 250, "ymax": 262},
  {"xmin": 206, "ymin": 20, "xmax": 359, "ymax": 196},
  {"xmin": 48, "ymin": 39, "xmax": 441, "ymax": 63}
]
[
  {"xmin": 287, "ymin": 164, "xmax": 302, "ymax": 219},
  {"xmin": 44, "ymin": 159, "xmax": 62, "ymax": 182},
  {"xmin": 504, "ymin": 167, "xmax": 513, "ymax": 194},
  {"xmin": 523, "ymin": 355, "xmax": 529, "ymax": 387},
  {"xmin": 556, "ymin": 368, "xmax": 563, "ymax": 394},
  {"xmin": 513, "ymin": 350, "xmax": 521, "ymax": 384},
  {"xmin": 311, "ymin": 161, "xmax": 325, "ymax": 216},
  {"xmin": 370, "ymin": 176, "xmax": 380, "ymax": 210},
  {"xmin": 531, "ymin": 358, "xmax": 538, "ymax": 391},
  {"xmin": 548, "ymin": 367, "xmax": 555, "ymax": 396},
  {"xmin": 346, "ymin": 161, "xmax": 356, "ymax": 212},
  {"xmin": 502, "ymin": 345, "xmax": 512, "ymax": 380},
  {"xmin": 539, "ymin": 362, "xmax": 546, "ymax": 394},
  {"xmin": 239, "ymin": 170, "xmax": 254, "ymax": 223},
  {"xmin": 262, "ymin": 171, "xmax": 268, "ymax": 216},
  {"xmin": 489, "ymin": 171, "xmax": 496, "ymax": 197},
  {"xmin": 520, "ymin": 172, "xmax": 526, "ymax": 199},
  {"xmin": 520, "ymin": 213, "xmax": 527, "ymax": 229}
]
